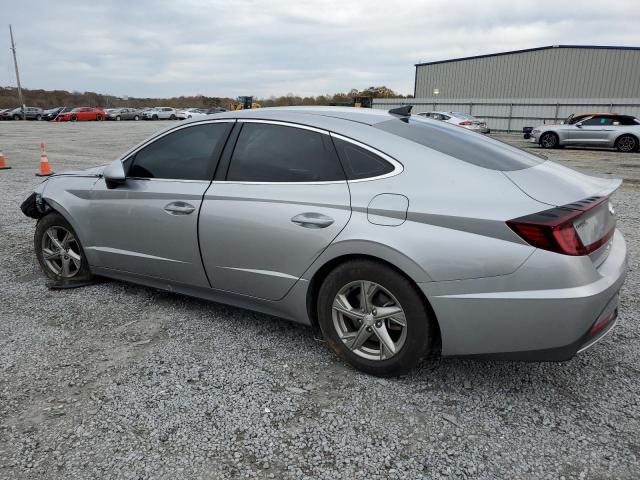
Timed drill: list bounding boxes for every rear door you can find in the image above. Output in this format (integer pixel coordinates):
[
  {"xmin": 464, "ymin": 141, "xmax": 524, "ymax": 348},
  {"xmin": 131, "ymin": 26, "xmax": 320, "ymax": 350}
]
[
  {"xmin": 199, "ymin": 120, "xmax": 351, "ymax": 300},
  {"xmin": 86, "ymin": 120, "xmax": 233, "ymax": 286}
]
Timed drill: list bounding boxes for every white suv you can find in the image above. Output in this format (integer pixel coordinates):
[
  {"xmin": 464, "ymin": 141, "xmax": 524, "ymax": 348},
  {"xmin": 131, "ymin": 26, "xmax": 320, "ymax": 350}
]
[{"xmin": 142, "ymin": 107, "xmax": 178, "ymax": 120}]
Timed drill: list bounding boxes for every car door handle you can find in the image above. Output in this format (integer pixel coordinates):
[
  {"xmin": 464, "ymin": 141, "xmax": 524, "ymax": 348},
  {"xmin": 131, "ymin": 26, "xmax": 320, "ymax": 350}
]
[
  {"xmin": 164, "ymin": 201, "xmax": 196, "ymax": 215},
  {"xmin": 291, "ymin": 212, "xmax": 334, "ymax": 229}
]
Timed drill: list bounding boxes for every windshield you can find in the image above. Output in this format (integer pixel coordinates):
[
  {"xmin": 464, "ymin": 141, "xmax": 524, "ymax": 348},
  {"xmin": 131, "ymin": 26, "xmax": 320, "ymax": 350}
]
[
  {"xmin": 374, "ymin": 116, "xmax": 545, "ymax": 171},
  {"xmin": 71, "ymin": 108, "xmax": 83, "ymax": 112}
]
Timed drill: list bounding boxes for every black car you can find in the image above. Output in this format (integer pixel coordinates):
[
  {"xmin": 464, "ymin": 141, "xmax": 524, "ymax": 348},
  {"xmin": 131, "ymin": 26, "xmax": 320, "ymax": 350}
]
[{"xmin": 42, "ymin": 107, "xmax": 75, "ymax": 121}]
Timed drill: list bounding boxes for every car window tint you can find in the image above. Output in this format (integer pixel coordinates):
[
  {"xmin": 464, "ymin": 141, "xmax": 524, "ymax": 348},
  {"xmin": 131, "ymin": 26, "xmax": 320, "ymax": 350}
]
[
  {"xmin": 227, "ymin": 123, "xmax": 345, "ymax": 182},
  {"xmin": 375, "ymin": 117, "xmax": 544, "ymax": 171},
  {"xmin": 582, "ymin": 116, "xmax": 613, "ymax": 126},
  {"xmin": 128, "ymin": 123, "xmax": 231, "ymax": 180},
  {"xmin": 332, "ymin": 138, "xmax": 394, "ymax": 180}
]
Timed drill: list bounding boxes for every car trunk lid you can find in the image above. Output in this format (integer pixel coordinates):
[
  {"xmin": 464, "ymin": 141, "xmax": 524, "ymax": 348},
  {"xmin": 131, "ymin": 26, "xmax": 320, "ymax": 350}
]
[{"xmin": 504, "ymin": 161, "xmax": 621, "ymax": 267}]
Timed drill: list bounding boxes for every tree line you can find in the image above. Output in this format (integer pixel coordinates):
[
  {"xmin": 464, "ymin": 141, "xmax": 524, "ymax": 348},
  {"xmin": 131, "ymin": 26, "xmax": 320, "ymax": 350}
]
[{"xmin": 0, "ymin": 85, "xmax": 410, "ymax": 110}]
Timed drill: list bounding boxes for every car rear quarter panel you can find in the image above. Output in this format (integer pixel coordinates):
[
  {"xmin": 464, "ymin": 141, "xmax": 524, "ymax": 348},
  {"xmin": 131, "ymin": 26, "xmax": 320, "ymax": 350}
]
[{"xmin": 304, "ymin": 133, "xmax": 543, "ymax": 284}]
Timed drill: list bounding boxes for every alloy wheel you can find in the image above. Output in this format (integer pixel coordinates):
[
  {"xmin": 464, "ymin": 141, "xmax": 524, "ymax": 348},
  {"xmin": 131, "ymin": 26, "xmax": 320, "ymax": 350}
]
[
  {"xmin": 618, "ymin": 136, "xmax": 636, "ymax": 152},
  {"xmin": 41, "ymin": 226, "xmax": 82, "ymax": 278},
  {"xmin": 332, "ymin": 280, "xmax": 407, "ymax": 361},
  {"xmin": 541, "ymin": 133, "xmax": 557, "ymax": 148}
]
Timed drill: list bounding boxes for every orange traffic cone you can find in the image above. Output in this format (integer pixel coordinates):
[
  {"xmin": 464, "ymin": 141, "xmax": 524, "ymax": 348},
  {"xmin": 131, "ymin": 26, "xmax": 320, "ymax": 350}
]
[
  {"xmin": 0, "ymin": 150, "xmax": 10, "ymax": 170},
  {"xmin": 36, "ymin": 143, "xmax": 54, "ymax": 177}
]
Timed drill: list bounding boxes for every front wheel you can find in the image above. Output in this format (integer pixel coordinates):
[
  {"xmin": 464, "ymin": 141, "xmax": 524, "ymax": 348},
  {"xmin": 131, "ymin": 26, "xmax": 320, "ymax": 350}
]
[
  {"xmin": 35, "ymin": 213, "xmax": 92, "ymax": 282},
  {"xmin": 96, "ymin": 115, "xmax": 103, "ymax": 121},
  {"xmin": 70, "ymin": 115, "xmax": 78, "ymax": 122},
  {"xmin": 615, "ymin": 134, "xmax": 638, "ymax": 153},
  {"xmin": 169, "ymin": 114, "xmax": 176, "ymax": 120},
  {"xmin": 317, "ymin": 259, "xmax": 436, "ymax": 376},
  {"xmin": 115, "ymin": 115, "xmax": 121, "ymax": 121},
  {"xmin": 152, "ymin": 114, "xmax": 158, "ymax": 120},
  {"xmin": 134, "ymin": 115, "xmax": 140, "ymax": 121},
  {"xmin": 539, "ymin": 132, "xmax": 559, "ymax": 148},
  {"xmin": 36, "ymin": 114, "xmax": 42, "ymax": 121}
]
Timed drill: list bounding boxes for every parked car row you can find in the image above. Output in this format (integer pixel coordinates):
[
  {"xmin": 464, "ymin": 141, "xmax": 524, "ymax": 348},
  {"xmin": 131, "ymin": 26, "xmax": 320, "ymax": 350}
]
[
  {"xmin": 0, "ymin": 106, "xmax": 44, "ymax": 120},
  {"xmin": 1, "ymin": 105, "xmax": 229, "ymax": 122}
]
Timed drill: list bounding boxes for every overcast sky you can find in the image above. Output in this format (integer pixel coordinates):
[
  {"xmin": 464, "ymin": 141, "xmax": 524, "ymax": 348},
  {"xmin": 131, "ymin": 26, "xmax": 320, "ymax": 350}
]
[{"xmin": 1, "ymin": 0, "xmax": 639, "ymax": 98}]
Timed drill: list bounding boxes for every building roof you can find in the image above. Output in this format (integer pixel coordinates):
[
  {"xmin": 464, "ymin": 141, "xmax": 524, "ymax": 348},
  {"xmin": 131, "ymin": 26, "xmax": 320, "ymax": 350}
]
[{"xmin": 415, "ymin": 45, "xmax": 640, "ymax": 67}]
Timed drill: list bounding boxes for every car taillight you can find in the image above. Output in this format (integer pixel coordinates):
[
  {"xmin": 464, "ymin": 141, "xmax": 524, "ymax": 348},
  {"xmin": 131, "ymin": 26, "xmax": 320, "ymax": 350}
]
[
  {"xmin": 459, "ymin": 121, "xmax": 472, "ymax": 126},
  {"xmin": 506, "ymin": 196, "xmax": 615, "ymax": 256}
]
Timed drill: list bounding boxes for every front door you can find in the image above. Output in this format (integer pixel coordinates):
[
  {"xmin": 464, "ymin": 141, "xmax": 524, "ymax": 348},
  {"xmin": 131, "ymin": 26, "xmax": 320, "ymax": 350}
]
[
  {"xmin": 568, "ymin": 115, "xmax": 613, "ymax": 145},
  {"xmin": 199, "ymin": 121, "xmax": 351, "ymax": 300},
  {"xmin": 85, "ymin": 121, "xmax": 233, "ymax": 286}
]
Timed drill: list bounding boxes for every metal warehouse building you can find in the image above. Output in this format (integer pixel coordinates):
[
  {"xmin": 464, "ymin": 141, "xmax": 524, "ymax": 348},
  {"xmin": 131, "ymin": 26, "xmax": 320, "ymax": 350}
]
[{"xmin": 374, "ymin": 45, "xmax": 640, "ymax": 131}]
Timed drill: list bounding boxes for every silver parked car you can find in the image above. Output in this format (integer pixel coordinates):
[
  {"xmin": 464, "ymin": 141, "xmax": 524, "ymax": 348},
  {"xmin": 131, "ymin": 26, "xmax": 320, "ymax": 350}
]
[
  {"xmin": 21, "ymin": 106, "xmax": 627, "ymax": 376},
  {"xmin": 417, "ymin": 111, "xmax": 489, "ymax": 133},
  {"xmin": 107, "ymin": 108, "xmax": 142, "ymax": 121},
  {"xmin": 532, "ymin": 113, "xmax": 640, "ymax": 152}
]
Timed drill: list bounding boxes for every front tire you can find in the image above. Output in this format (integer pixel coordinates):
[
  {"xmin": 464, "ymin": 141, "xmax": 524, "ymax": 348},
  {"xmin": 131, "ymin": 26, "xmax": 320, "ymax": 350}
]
[
  {"xmin": 615, "ymin": 134, "xmax": 638, "ymax": 153},
  {"xmin": 70, "ymin": 115, "xmax": 78, "ymax": 122},
  {"xmin": 169, "ymin": 114, "xmax": 176, "ymax": 120},
  {"xmin": 36, "ymin": 114, "xmax": 42, "ymax": 121},
  {"xmin": 152, "ymin": 114, "xmax": 158, "ymax": 120},
  {"xmin": 540, "ymin": 132, "xmax": 559, "ymax": 148},
  {"xmin": 35, "ymin": 213, "xmax": 92, "ymax": 282},
  {"xmin": 134, "ymin": 115, "xmax": 140, "ymax": 121},
  {"xmin": 317, "ymin": 259, "xmax": 436, "ymax": 376},
  {"xmin": 115, "ymin": 115, "xmax": 121, "ymax": 121}
]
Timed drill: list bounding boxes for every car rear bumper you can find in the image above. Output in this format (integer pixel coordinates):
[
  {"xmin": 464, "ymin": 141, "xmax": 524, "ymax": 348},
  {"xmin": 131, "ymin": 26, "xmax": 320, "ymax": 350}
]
[{"xmin": 421, "ymin": 229, "xmax": 628, "ymax": 360}]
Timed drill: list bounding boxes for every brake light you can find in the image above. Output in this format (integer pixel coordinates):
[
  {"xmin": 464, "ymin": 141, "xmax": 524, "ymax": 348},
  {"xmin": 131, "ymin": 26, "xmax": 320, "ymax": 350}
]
[
  {"xmin": 507, "ymin": 196, "xmax": 615, "ymax": 256},
  {"xmin": 459, "ymin": 121, "xmax": 472, "ymax": 126}
]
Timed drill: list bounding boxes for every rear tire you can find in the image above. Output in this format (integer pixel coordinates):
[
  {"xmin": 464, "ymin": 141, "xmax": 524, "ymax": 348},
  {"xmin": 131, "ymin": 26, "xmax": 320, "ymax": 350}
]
[
  {"xmin": 134, "ymin": 115, "xmax": 140, "ymax": 121},
  {"xmin": 615, "ymin": 134, "xmax": 638, "ymax": 153},
  {"xmin": 540, "ymin": 132, "xmax": 559, "ymax": 148},
  {"xmin": 169, "ymin": 114, "xmax": 176, "ymax": 120},
  {"xmin": 152, "ymin": 114, "xmax": 158, "ymax": 120},
  {"xmin": 36, "ymin": 114, "xmax": 42, "ymax": 121},
  {"xmin": 35, "ymin": 213, "xmax": 92, "ymax": 282},
  {"xmin": 115, "ymin": 115, "xmax": 121, "ymax": 121},
  {"xmin": 96, "ymin": 115, "xmax": 103, "ymax": 121},
  {"xmin": 317, "ymin": 259, "xmax": 436, "ymax": 377}
]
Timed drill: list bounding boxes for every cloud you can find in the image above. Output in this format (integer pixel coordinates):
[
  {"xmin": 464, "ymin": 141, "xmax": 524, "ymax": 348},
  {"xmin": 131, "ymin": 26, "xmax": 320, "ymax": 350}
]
[{"xmin": 1, "ymin": 0, "xmax": 638, "ymax": 98}]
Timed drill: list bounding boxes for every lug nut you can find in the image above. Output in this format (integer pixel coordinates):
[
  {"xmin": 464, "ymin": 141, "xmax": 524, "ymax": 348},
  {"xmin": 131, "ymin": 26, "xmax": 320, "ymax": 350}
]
[{"xmin": 375, "ymin": 320, "xmax": 382, "ymax": 328}]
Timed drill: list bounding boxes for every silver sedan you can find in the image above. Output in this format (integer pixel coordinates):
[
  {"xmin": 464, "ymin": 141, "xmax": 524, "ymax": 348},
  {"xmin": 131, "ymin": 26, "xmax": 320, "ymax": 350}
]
[
  {"xmin": 532, "ymin": 113, "xmax": 640, "ymax": 152},
  {"xmin": 22, "ymin": 106, "xmax": 627, "ymax": 376}
]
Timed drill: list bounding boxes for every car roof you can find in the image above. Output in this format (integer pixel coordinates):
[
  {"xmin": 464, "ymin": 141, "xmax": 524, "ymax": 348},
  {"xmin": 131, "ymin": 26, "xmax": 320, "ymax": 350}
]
[{"xmin": 208, "ymin": 106, "xmax": 397, "ymax": 126}]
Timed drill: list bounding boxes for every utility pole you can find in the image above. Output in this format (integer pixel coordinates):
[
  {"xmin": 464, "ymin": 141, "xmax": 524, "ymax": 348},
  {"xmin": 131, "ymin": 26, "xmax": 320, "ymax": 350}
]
[{"xmin": 9, "ymin": 24, "xmax": 25, "ymax": 120}]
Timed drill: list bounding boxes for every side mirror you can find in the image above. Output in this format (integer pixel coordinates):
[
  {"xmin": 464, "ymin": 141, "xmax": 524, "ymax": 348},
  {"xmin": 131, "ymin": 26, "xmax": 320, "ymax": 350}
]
[
  {"xmin": 103, "ymin": 159, "xmax": 126, "ymax": 189},
  {"xmin": 575, "ymin": 122, "xmax": 583, "ymax": 128}
]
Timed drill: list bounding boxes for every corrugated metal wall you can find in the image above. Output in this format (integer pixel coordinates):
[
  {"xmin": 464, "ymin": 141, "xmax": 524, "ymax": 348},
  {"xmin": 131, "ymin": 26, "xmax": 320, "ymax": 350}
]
[
  {"xmin": 414, "ymin": 47, "xmax": 640, "ymax": 99},
  {"xmin": 372, "ymin": 97, "xmax": 640, "ymax": 131}
]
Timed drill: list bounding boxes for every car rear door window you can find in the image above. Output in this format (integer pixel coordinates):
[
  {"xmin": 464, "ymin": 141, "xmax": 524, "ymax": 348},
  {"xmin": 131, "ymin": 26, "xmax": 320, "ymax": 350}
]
[
  {"xmin": 128, "ymin": 123, "xmax": 231, "ymax": 180},
  {"xmin": 226, "ymin": 123, "xmax": 345, "ymax": 182},
  {"xmin": 375, "ymin": 117, "xmax": 544, "ymax": 171},
  {"xmin": 331, "ymin": 137, "xmax": 395, "ymax": 180}
]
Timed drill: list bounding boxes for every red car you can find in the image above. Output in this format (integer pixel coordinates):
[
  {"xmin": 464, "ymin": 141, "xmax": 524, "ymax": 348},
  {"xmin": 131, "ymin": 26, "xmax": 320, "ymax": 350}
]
[{"xmin": 55, "ymin": 107, "xmax": 106, "ymax": 122}]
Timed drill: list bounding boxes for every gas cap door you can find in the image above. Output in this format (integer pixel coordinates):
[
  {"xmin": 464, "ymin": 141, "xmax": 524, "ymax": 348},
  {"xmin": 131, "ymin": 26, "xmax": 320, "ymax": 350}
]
[{"xmin": 367, "ymin": 193, "xmax": 409, "ymax": 226}]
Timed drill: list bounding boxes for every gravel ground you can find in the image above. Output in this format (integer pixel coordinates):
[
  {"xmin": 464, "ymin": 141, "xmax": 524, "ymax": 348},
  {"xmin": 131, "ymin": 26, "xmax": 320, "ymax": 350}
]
[{"xmin": 0, "ymin": 121, "xmax": 639, "ymax": 480}]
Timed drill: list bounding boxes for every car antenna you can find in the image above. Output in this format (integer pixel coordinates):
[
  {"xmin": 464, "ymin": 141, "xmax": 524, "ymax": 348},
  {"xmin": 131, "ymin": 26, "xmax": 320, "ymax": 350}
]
[{"xmin": 388, "ymin": 105, "xmax": 412, "ymax": 117}]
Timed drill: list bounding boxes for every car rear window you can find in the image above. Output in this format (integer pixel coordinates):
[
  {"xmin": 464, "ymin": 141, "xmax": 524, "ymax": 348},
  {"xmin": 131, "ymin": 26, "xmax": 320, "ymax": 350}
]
[{"xmin": 374, "ymin": 117, "xmax": 545, "ymax": 171}]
